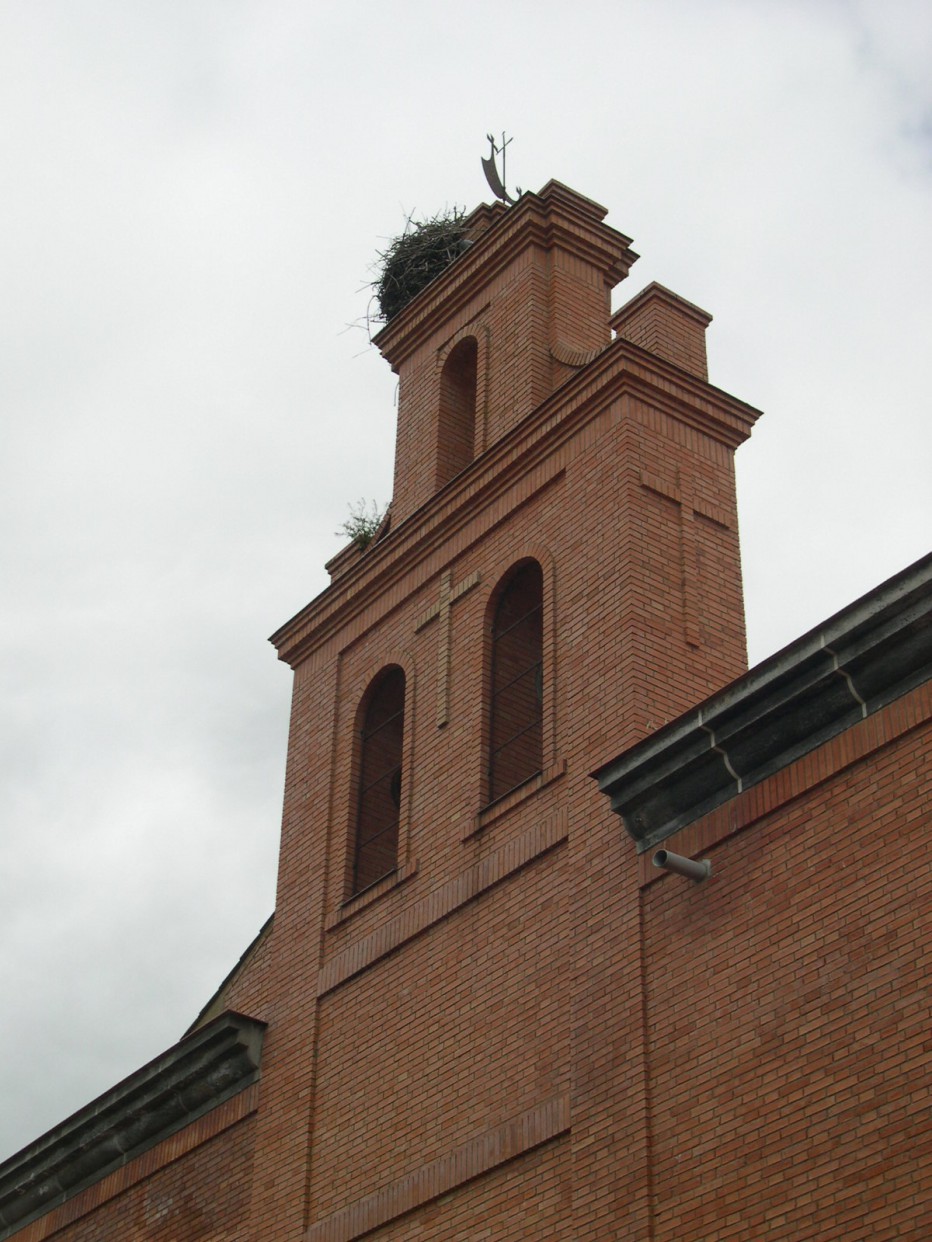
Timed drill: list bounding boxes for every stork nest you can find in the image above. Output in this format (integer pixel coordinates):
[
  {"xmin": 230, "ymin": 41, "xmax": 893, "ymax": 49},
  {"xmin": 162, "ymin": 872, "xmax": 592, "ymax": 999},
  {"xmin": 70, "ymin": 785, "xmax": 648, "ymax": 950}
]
[{"xmin": 373, "ymin": 209, "xmax": 468, "ymax": 323}]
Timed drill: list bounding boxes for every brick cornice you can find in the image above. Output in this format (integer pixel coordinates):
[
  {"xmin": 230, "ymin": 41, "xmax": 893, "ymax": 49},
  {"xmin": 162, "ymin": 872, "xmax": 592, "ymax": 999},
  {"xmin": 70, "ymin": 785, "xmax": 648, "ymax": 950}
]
[
  {"xmin": 270, "ymin": 338, "xmax": 762, "ymax": 668},
  {"xmin": 610, "ymin": 281, "xmax": 713, "ymax": 333},
  {"xmin": 372, "ymin": 180, "xmax": 637, "ymax": 370}
]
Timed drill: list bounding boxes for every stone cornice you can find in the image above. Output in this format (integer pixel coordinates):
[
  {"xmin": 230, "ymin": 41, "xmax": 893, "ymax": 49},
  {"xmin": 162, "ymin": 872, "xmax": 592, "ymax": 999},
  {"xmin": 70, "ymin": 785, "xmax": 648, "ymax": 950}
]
[
  {"xmin": 593, "ymin": 553, "xmax": 932, "ymax": 851},
  {"xmin": 0, "ymin": 1011, "xmax": 266, "ymax": 1240},
  {"xmin": 270, "ymin": 336, "xmax": 762, "ymax": 669},
  {"xmin": 372, "ymin": 180, "xmax": 638, "ymax": 370}
]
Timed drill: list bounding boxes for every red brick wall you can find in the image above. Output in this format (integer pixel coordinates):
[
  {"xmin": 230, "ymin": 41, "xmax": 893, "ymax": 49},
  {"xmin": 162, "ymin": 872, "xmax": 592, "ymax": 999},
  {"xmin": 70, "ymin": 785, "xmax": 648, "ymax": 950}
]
[
  {"xmin": 612, "ymin": 283, "xmax": 712, "ymax": 380},
  {"xmin": 349, "ymin": 1139, "xmax": 572, "ymax": 1240},
  {"xmin": 641, "ymin": 691, "xmax": 931, "ymax": 1240},
  {"xmin": 309, "ymin": 859, "xmax": 571, "ymax": 1221},
  {"xmin": 239, "ymin": 301, "xmax": 756, "ymax": 1234},
  {"xmin": 15, "ymin": 1100, "xmax": 257, "ymax": 1242}
]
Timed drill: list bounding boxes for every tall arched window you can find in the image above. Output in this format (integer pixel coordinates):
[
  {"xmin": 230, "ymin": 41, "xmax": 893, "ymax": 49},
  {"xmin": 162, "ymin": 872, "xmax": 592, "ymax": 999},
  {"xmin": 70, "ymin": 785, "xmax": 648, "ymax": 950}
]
[
  {"xmin": 488, "ymin": 561, "xmax": 543, "ymax": 802},
  {"xmin": 436, "ymin": 337, "xmax": 478, "ymax": 488},
  {"xmin": 352, "ymin": 666, "xmax": 405, "ymax": 894}
]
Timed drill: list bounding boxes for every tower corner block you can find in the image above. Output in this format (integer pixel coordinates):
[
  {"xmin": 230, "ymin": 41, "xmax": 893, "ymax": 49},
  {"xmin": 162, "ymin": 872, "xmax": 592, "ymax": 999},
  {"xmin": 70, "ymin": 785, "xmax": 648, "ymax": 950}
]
[{"xmin": 611, "ymin": 281, "xmax": 713, "ymax": 380}]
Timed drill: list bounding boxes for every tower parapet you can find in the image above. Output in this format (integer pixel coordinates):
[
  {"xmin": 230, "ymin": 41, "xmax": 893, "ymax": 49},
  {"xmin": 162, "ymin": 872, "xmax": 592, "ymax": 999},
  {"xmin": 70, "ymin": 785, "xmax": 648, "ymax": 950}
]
[{"xmin": 374, "ymin": 181, "xmax": 639, "ymax": 525}]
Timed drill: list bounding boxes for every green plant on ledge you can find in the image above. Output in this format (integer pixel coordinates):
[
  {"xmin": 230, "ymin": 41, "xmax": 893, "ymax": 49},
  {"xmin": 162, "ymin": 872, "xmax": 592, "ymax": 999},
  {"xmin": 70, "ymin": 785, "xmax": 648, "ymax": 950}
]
[{"xmin": 337, "ymin": 499, "xmax": 387, "ymax": 549}]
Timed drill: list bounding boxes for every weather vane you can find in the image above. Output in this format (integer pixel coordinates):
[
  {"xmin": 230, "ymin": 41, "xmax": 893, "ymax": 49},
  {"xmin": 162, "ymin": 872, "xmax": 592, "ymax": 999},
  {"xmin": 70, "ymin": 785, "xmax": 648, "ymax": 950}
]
[{"xmin": 482, "ymin": 132, "xmax": 521, "ymax": 206}]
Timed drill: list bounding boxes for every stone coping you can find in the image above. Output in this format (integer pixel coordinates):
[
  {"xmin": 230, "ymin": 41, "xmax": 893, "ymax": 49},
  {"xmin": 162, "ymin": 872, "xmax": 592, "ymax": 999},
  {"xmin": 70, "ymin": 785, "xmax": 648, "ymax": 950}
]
[
  {"xmin": 594, "ymin": 552, "xmax": 932, "ymax": 850},
  {"xmin": 0, "ymin": 1010, "xmax": 265, "ymax": 1239}
]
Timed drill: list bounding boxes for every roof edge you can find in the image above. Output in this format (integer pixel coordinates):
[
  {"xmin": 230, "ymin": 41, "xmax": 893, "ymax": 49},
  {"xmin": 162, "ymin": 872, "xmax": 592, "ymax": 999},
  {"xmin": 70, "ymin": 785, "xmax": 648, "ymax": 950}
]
[
  {"xmin": 593, "ymin": 552, "xmax": 932, "ymax": 850},
  {"xmin": 0, "ymin": 1010, "xmax": 266, "ymax": 1239}
]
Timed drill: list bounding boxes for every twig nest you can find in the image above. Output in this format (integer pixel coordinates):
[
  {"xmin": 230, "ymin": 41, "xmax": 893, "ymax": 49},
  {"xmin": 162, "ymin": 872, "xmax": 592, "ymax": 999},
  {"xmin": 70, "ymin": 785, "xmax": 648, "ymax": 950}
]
[{"xmin": 374, "ymin": 210, "xmax": 467, "ymax": 322}]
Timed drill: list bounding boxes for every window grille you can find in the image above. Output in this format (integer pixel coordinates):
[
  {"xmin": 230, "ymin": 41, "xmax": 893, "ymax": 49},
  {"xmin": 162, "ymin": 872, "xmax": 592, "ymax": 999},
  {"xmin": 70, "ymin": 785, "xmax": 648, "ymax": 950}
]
[
  {"xmin": 352, "ymin": 667, "xmax": 405, "ymax": 894},
  {"xmin": 488, "ymin": 562, "xmax": 543, "ymax": 802}
]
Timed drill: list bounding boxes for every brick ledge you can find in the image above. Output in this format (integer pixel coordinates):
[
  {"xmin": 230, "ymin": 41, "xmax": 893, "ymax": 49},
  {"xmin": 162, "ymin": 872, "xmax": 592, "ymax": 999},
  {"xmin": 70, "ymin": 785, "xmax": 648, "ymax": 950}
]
[
  {"xmin": 469, "ymin": 758, "xmax": 566, "ymax": 837},
  {"xmin": 324, "ymin": 858, "xmax": 419, "ymax": 932},
  {"xmin": 305, "ymin": 1094, "xmax": 570, "ymax": 1241},
  {"xmin": 317, "ymin": 809, "xmax": 568, "ymax": 997}
]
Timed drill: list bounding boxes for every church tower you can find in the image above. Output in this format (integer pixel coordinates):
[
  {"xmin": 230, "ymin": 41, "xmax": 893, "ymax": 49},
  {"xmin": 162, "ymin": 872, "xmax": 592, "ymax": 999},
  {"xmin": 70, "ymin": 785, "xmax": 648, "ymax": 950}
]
[
  {"xmin": 0, "ymin": 181, "xmax": 763, "ymax": 1240},
  {"xmin": 235, "ymin": 180, "xmax": 760, "ymax": 1238},
  {"xmin": 7, "ymin": 176, "xmax": 930, "ymax": 1242}
]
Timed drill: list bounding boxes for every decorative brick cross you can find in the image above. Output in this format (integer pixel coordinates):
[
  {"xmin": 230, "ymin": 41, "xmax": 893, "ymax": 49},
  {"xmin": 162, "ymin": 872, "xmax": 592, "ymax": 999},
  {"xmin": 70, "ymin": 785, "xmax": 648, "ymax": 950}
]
[
  {"xmin": 416, "ymin": 568, "xmax": 481, "ymax": 726},
  {"xmin": 639, "ymin": 468, "xmax": 732, "ymax": 648}
]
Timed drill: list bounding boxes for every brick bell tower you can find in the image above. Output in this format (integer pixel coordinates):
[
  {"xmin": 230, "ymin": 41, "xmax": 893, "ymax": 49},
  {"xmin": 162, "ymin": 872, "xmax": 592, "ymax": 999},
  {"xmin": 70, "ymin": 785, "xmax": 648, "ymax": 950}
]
[{"xmin": 220, "ymin": 181, "xmax": 761, "ymax": 1238}]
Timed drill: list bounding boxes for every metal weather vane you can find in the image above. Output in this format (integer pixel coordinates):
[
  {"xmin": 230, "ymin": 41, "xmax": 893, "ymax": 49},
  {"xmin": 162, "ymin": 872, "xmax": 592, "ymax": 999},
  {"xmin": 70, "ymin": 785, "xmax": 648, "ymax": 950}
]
[{"xmin": 482, "ymin": 132, "xmax": 521, "ymax": 206}]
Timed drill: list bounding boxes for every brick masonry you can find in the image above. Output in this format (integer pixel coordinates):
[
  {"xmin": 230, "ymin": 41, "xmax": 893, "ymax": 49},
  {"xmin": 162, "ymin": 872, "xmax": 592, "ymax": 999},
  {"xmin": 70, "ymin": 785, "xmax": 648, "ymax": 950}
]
[
  {"xmin": 642, "ymin": 695, "xmax": 931, "ymax": 1240},
  {"xmin": 6, "ymin": 181, "xmax": 927, "ymax": 1240}
]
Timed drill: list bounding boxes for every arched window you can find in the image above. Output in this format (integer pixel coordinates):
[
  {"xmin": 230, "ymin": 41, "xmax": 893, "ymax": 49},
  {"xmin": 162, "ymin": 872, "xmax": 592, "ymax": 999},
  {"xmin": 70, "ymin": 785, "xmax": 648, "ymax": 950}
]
[
  {"xmin": 488, "ymin": 561, "xmax": 543, "ymax": 802},
  {"xmin": 352, "ymin": 666, "xmax": 405, "ymax": 894},
  {"xmin": 436, "ymin": 337, "xmax": 478, "ymax": 488}
]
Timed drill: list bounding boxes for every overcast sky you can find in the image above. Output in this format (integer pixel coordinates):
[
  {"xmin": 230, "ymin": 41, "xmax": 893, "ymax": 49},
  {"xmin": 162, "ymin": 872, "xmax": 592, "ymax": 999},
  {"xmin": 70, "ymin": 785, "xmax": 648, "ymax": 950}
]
[{"xmin": 1, "ymin": 0, "xmax": 930, "ymax": 1161}]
